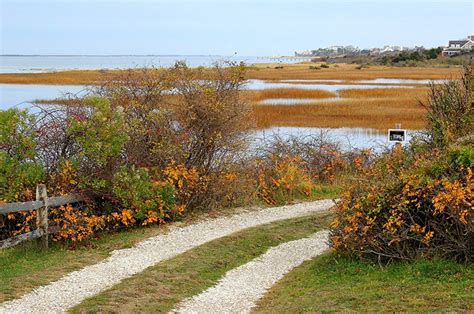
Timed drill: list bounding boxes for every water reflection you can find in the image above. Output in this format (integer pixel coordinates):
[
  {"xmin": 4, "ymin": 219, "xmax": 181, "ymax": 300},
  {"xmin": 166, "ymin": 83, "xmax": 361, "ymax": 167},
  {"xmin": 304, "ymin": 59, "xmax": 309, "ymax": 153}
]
[
  {"xmin": 245, "ymin": 80, "xmax": 416, "ymax": 91},
  {"xmin": 357, "ymin": 78, "xmax": 446, "ymax": 84},
  {"xmin": 251, "ymin": 127, "xmax": 416, "ymax": 151},
  {"xmin": 0, "ymin": 84, "xmax": 86, "ymax": 109},
  {"xmin": 278, "ymin": 78, "xmax": 446, "ymax": 85},
  {"xmin": 280, "ymin": 79, "xmax": 344, "ymax": 83}
]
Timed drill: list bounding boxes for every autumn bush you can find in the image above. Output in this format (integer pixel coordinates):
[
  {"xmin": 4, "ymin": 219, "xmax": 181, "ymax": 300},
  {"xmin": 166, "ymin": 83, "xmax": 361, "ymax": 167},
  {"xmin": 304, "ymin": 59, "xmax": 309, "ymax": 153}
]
[
  {"xmin": 330, "ymin": 65, "xmax": 473, "ymax": 262},
  {"xmin": 254, "ymin": 134, "xmax": 372, "ymax": 205}
]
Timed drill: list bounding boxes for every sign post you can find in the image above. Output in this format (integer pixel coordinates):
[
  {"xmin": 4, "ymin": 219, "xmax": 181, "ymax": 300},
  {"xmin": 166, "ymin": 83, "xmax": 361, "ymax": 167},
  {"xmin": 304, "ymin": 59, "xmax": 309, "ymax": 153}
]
[{"xmin": 388, "ymin": 123, "xmax": 406, "ymax": 143}]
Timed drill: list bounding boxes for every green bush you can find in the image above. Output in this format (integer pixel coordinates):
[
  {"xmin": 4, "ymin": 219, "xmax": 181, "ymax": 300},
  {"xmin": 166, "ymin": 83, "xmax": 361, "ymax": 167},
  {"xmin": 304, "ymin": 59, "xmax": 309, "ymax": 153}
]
[
  {"xmin": 0, "ymin": 109, "xmax": 43, "ymax": 201},
  {"xmin": 67, "ymin": 97, "xmax": 128, "ymax": 190},
  {"xmin": 112, "ymin": 166, "xmax": 176, "ymax": 221}
]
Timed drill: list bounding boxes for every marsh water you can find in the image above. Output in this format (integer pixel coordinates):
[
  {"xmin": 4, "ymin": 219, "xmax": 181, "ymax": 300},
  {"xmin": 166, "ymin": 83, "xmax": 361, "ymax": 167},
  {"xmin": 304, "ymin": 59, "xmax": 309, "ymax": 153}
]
[
  {"xmin": 0, "ymin": 74, "xmax": 424, "ymax": 150},
  {"xmin": 0, "ymin": 84, "xmax": 86, "ymax": 108},
  {"xmin": 0, "ymin": 78, "xmax": 426, "ymax": 108},
  {"xmin": 244, "ymin": 79, "xmax": 421, "ymax": 91}
]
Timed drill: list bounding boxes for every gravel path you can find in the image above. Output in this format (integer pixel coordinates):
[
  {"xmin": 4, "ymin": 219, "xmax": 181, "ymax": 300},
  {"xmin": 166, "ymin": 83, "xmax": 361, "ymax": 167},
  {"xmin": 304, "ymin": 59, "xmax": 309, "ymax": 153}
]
[
  {"xmin": 0, "ymin": 199, "xmax": 334, "ymax": 314},
  {"xmin": 173, "ymin": 230, "xmax": 329, "ymax": 314}
]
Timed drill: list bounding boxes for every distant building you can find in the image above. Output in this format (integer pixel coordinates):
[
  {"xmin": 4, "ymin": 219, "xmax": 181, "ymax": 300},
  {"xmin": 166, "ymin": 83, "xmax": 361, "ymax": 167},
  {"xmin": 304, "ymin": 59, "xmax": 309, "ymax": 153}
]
[{"xmin": 442, "ymin": 35, "xmax": 474, "ymax": 56}]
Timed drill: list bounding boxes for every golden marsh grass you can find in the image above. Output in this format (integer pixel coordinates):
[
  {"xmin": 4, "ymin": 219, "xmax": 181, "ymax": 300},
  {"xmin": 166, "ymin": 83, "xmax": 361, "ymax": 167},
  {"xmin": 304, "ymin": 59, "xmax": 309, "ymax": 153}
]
[
  {"xmin": 337, "ymin": 87, "xmax": 428, "ymax": 99},
  {"xmin": 247, "ymin": 88, "xmax": 337, "ymax": 101},
  {"xmin": 253, "ymin": 96, "xmax": 428, "ymax": 130},
  {"xmin": 248, "ymin": 63, "xmax": 462, "ymax": 81},
  {"xmin": 0, "ymin": 64, "xmax": 461, "ymax": 85}
]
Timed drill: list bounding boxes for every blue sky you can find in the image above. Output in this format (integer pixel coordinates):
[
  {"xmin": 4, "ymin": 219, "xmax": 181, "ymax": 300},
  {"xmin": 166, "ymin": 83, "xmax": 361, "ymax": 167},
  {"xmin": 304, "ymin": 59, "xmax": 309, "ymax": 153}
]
[{"xmin": 1, "ymin": 0, "xmax": 472, "ymax": 55}]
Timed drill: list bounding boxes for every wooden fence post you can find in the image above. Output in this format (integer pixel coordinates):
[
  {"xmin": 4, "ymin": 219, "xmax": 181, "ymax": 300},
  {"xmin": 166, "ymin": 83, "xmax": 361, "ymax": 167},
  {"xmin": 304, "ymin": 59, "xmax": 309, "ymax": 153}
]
[{"xmin": 36, "ymin": 184, "xmax": 48, "ymax": 249}]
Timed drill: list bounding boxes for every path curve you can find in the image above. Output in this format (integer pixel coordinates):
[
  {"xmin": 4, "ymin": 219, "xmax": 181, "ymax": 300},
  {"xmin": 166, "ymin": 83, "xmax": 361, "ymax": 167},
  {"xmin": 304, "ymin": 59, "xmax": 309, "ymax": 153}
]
[
  {"xmin": 173, "ymin": 230, "xmax": 329, "ymax": 314},
  {"xmin": 0, "ymin": 199, "xmax": 334, "ymax": 314}
]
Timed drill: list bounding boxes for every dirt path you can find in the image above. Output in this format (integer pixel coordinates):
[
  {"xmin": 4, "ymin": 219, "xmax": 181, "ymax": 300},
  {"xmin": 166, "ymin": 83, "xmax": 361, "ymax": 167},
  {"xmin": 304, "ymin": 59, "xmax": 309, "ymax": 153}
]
[{"xmin": 0, "ymin": 200, "xmax": 334, "ymax": 314}]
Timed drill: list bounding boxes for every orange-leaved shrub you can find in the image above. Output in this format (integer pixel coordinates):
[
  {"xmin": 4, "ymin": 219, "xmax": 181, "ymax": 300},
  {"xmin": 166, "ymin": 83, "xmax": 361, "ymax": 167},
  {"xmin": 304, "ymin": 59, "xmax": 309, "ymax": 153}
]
[
  {"xmin": 254, "ymin": 134, "xmax": 372, "ymax": 205},
  {"xmin": 330, "ymin": 144, "xmax": 473, "ymax": 262}
]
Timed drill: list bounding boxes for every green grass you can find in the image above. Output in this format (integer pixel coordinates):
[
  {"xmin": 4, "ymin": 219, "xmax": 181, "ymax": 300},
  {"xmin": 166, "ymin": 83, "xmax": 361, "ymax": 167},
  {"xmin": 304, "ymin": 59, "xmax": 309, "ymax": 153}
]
[
  {"xmin": 254, "ymin": 253, "xmax": 474, "ymax": 312},
  {"xmin": 70, "ymin": 212, "xmax": 333, "ymax": 313},
  {"xmin": 311, "ymin": 184, "xmax": 341, "ymax": 199},
  {"xmin": 0, "ymin": 224, "xmax": 171, "ymax": 302}
]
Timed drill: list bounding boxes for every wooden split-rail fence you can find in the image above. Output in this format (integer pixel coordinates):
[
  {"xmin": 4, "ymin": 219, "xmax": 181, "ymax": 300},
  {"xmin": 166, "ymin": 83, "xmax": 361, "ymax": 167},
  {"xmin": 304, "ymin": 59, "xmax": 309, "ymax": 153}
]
[{"xmin": 0, "ymin": 184, "xmax": 83, "ymax": 249}]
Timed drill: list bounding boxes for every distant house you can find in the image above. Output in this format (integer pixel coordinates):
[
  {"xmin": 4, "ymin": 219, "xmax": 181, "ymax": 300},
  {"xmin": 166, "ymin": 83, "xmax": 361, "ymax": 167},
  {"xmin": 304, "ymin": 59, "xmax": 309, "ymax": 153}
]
[{"xmin": 442, "ymin": 35, "xmax": 474, "ymax": 56}]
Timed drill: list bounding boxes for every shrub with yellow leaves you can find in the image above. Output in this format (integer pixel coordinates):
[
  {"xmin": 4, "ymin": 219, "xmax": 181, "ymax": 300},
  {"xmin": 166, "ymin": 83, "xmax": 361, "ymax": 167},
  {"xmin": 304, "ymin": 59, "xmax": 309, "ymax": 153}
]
[{"xmin": 330, "ymin": 145, "xmax": 473, "ymax": 262}]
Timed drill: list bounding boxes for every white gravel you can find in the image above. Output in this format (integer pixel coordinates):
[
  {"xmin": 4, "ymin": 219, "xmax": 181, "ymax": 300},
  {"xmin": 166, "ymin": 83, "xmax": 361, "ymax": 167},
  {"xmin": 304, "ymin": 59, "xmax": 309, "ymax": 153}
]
[
  {"xmin": 0, "ymin": 199, "xmax": 334, "ymax": 314},
  {"xmin": 172, "ymin": 230, "xmax": 329, "ymax": 314}
]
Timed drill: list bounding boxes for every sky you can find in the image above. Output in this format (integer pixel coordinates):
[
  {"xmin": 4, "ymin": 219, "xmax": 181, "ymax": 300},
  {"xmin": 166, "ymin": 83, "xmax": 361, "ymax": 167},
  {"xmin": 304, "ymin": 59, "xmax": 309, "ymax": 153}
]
[{"xmin": 0, "ymin": 0, "xmax": 472, "ymax": 56}]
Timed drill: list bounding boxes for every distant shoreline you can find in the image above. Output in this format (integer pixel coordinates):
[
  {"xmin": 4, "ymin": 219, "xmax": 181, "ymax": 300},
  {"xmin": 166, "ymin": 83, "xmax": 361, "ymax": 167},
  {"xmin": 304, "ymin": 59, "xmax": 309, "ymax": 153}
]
[{"xmin": 1, "ymin": 54, "xmax": 303, "ymax": 58}]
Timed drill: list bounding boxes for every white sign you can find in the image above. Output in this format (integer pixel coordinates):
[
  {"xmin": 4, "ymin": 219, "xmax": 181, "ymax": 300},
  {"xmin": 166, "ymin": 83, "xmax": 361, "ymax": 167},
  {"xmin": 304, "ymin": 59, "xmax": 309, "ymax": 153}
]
[{"xmin": 388, "ymin": 129, "xmax": 406, "ymax": 142}]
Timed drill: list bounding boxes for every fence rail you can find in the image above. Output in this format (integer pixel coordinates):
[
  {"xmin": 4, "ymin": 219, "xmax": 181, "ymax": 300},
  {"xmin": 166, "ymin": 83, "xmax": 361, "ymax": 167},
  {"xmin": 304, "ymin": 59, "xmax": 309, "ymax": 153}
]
[{"xmin": 0, "ymin": 184, "xmax": 83, "ymax": 249}]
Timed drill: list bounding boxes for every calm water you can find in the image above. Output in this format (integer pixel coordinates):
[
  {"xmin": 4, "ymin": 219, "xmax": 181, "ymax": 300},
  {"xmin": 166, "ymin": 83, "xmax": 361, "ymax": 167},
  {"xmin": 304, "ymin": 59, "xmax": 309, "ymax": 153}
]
[
  {"xmin": 0, "ymin": 55, "xmax": 305, "ymax": 73},
  {"xmin": 245, "ymin": 80, "xmax": 417, "ymax": 91},
  {"xmin": 252, "ymin": 127, "xmax": 415, "ymax": 151},
  {"xmin": 280, "ymin": 78, "xmax": 445, "ymax": 85},
  {"xmin": 358, "ymin": 78, "xmax": 446, "ymax": 84},
  {"xmin": 0, "ymin": 84, "xmax": 86, "ymax": 109}
]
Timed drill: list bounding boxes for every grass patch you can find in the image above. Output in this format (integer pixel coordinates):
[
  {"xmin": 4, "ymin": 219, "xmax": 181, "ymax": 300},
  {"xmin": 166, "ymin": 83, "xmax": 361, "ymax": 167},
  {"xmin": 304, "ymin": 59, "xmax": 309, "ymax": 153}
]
[
  {"xmin": 254, "ymin": 253, "xmax": 474, "ymax": 312},
  {"xmin": 311, "ymin": 184, "xmax": 342, "ymax": 199},
  {"xmin": 70, "ymin": 212, "xmax": 333, "ymax": 313},
  {"xmin": 0, "ymin": 223, "xmax": 175, "ymax": 302}
]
